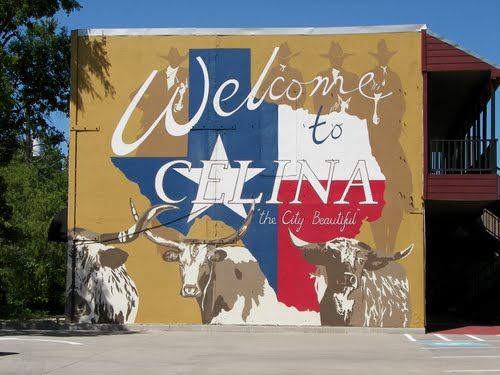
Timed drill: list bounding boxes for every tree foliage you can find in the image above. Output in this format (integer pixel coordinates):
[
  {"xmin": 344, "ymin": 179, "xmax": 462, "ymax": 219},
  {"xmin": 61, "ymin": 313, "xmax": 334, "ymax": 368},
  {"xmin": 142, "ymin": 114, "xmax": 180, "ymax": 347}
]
[
  {"xmin": 0, "ymin": 148, "xmax": 67, "ymax": 317},
  {"xmin": 1, "ymin": 0, "xmax": 80, "ymax": 160},
  {"xmin": 0, "ymin": 0, "xmax": 80, "ymax": 318}
]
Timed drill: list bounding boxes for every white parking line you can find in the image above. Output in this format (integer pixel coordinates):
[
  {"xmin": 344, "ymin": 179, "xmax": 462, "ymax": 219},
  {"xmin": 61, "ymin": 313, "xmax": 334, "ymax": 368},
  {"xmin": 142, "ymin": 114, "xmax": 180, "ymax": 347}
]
[
  {"xmin": 404, "ymin": 334, "xmax": 416, "ymax": 342},
  {"xmin": 465, "ymin": 335, "xmax": 485, "ymax": 342},
  {"xmin": 0, "ymin": 337, "xmax": 83, "ymax": 346},
  {"xmin": 434, "ymin": 334, "xmax": 451, "ymax": 341},
  {"xmin": 444, "ymin": 370, "xmax": 500, "ymax": 373},
  {"xmin": 422, "ymin": 347, "xmax": 500, "ymax": 350},
  {"xmin": 434, "ymin": 356, "xmax": 500, "ymax": 359}
]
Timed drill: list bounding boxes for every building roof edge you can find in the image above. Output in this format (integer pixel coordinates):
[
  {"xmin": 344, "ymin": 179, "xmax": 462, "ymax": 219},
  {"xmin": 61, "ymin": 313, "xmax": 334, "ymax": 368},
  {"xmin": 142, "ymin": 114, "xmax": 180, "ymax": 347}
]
[{"xmin": 77, "ymin": 24, "xmax": 427, "ymax": 37}]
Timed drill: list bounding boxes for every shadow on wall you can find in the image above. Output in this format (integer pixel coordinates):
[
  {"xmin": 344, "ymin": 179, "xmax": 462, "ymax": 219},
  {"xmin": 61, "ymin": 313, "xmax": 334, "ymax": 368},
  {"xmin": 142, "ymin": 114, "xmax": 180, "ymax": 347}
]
[{"xmin": 73, "ymin": 36, "xmax": 115, "ymax": 113}]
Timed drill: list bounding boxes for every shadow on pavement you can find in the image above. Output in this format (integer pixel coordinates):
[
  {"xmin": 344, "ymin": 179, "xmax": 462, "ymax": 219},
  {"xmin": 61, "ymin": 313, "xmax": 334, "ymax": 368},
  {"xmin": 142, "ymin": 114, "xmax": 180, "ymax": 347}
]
[
  {"xmin": 0, "ymin": 320, "xmax": 143, "ymax": 336},
  {"xmin": 0, "ymin": 352, "xmax": 18, "ymax": 356},
  {"xmin": 0, "ymin": 330, "xmax": 138, "ymax": 337},
  {"xmin": 426, "ymin": 313, "xmax": 500, "ymax": 333}
]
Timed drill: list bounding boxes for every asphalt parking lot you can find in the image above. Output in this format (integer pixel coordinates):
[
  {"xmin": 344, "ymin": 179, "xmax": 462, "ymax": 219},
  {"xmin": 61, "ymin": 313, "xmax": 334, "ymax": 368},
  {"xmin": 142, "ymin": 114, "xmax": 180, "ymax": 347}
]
[{"xmin": 1, "ymin": 328, "xmax": 500, "ymax": 374}]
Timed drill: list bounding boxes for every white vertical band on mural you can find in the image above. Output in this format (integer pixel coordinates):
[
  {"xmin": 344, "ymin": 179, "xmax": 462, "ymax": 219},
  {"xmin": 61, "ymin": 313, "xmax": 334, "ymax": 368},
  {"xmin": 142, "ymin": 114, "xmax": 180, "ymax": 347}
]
[{"xmin": 277, "ymin": 105, "xmax": 385, "ymax": 181}]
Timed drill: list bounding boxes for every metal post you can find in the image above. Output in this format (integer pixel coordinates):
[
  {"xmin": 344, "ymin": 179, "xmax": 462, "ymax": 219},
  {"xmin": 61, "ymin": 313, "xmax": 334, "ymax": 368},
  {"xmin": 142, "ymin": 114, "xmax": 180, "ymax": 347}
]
[
  {"xmin": 71, "ymin": 241, "xmax": 76, "ymax": 322},
  {"xmin": 423, "ymin": 69, "xmax": 429, "ymax": 191},
  {"xmin": 492, "ymin": 80, "xmax": 496, "ymax": 141},
  {"xmin": 465, "ymin": 133, "xmax": 469, "ymax": 171},
  {"xmin": 483, "ymin": 103, "xmax": 487, "ymax": 171},
  {"xmin": 492, "ymin": 80, "xmax": 496, "ymax": 172},
  {"xmin": 475, "ymin": 114, "xmax": 480, "ymax": 169},
  {"xmin": 460, "ymin": 139, "xmax": 463, "ymax": 172}
]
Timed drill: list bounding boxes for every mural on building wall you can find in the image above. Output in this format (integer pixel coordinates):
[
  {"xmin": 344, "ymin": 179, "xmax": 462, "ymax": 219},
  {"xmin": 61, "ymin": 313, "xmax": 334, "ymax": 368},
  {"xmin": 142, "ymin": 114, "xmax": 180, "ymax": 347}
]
[{"xmin": 69, "ymin": 34, "xmax": 421, "ymax": 327}]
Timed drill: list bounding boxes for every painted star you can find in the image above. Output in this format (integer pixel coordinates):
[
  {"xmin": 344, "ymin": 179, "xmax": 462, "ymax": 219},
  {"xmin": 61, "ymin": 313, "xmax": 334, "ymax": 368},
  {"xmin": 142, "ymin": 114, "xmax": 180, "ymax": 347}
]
[{"xmin": 174, "ymin": 135, "xmax": 264, "ymax": 222}]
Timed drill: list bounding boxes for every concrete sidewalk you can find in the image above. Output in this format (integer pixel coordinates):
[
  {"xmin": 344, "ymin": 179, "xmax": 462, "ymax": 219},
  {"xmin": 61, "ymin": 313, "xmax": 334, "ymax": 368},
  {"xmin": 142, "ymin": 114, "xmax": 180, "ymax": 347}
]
[{"xmin": 0, "ymin": 320, "xmax": 425, "ymax": 334}]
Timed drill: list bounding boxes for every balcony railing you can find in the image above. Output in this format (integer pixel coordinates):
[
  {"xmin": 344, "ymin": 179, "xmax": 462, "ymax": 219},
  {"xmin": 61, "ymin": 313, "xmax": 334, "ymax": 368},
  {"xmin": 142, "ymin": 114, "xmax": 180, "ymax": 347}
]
[{"xmin": 430, "ymin": 139, "xmax": 497, "ymax": 174}]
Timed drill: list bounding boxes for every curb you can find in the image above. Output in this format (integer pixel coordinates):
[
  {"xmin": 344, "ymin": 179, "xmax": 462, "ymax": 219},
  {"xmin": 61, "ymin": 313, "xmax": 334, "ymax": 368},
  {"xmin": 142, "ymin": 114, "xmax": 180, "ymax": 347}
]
[
  {"xmin": 0, "ymin": 321, "xmax": 425, "ymax": 334},
  {"xmin": 130, "ymin": 324, "xmax": 426, "ymax": 334}
]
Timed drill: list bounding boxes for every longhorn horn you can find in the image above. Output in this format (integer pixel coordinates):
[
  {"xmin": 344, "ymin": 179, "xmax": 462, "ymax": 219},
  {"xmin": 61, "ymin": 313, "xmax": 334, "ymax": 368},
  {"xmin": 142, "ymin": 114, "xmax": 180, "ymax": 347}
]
[
  {"xmin": 193, "ymin": 201, "xmax": 256, "ymax": 245},
  {"xmin": 288, "ymin": 229, "xmax": 311, "ymax": 248},
  {"xmin": 96, "ymin": 203, "xmax": 176, "ymax": 244},
  {"xmin": 288, "ymin": 229, "xmax": 332, "ymax": 249},
  {"xmin": 288, "ymin": 230, "xmax": 345, "ymax": 256},
  {"xmin": 391, "ymin": 243, "xmax": 414, "ymax": 260},
  {"xmin": 129, "ymin": 198, "xmax": 183, "ymax": 252},
  {"xmin": 370, "ymin": 243, "xmax": 414, "ymax": 263}
]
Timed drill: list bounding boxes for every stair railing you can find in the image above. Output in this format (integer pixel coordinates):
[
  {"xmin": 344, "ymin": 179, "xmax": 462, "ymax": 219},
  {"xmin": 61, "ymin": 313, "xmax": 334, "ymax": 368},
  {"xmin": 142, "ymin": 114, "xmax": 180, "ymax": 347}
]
[{"xmin": 481, "ymin": 208, "xmax": 500, "ymax": 241}]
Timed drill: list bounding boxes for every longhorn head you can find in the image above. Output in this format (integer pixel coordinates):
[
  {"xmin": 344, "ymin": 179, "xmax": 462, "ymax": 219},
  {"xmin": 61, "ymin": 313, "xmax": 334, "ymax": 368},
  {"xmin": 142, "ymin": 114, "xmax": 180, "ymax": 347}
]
[
  {"xmin": 130, "ymin": 199, "xmax": 255, "ymax": 298},
  {"xmin": 288, "ymin": 230, "xmax": 413, "ymax": 271},
  {"xmin": 289, "ymin": 230, "xmax": 413, "ymax": 321}
]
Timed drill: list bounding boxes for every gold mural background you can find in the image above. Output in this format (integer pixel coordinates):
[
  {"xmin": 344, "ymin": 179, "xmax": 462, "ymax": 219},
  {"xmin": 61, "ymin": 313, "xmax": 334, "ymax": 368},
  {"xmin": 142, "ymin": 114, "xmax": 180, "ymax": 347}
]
[{"xmin": 68, "ymin": 31, "xmax": 424, "ymax": 326}]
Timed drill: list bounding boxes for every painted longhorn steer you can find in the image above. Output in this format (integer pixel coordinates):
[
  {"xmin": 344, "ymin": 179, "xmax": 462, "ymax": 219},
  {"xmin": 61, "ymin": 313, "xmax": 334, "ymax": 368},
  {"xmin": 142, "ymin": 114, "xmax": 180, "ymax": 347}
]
[
  {"xmin": 131, "ymin": 200, "xmax": 319, "ymax": 325},
  {"xmin": 67, "ymin": 204, "xmax": 171, "ymax": 324},
  {"xmin": 289, "ymin": 230, "xmax": 413, "ymax": 327}
]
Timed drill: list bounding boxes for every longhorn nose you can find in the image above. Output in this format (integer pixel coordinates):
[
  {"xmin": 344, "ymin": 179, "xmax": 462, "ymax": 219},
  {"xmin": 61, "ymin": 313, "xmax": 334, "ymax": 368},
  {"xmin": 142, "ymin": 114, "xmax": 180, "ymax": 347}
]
[{"xmin": 182, "ymin": 284, "xmax": 200, "ymax": 297}]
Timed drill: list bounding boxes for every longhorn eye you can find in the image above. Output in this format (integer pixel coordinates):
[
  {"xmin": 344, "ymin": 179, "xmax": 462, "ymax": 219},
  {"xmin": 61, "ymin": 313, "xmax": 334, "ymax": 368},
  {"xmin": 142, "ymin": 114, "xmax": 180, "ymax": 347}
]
[{"xmin": 358, "ymin": 258, "xmax": 366, "ymax": 265}]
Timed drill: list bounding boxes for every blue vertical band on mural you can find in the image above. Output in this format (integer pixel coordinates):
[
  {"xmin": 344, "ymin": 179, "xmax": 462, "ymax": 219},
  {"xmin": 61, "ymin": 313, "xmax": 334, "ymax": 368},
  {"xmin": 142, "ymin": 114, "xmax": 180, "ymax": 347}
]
[{"xmin": 112, "ymin": 48, "xmax": 280, "ymax": 288}]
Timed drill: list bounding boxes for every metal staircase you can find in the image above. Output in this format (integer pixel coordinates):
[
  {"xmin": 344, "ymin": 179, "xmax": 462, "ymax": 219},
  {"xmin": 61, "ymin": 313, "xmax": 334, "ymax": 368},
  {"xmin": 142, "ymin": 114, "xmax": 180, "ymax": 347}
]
[{"xmin": 477, "ymin": 208, "xmax": 500, "ymax": 319}]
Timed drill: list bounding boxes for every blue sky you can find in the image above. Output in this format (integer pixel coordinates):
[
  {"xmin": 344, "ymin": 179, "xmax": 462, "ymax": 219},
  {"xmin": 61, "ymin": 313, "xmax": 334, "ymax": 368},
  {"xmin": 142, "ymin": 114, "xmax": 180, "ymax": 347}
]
[{"xmin": 53, "ymin": 0, "xmax": 500, "ymax": 143}]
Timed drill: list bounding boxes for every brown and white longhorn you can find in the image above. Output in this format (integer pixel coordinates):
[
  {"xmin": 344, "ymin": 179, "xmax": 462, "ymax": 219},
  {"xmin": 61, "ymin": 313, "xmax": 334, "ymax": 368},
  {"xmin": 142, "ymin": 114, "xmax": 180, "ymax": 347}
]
[
  {"xmin": 130, "ymin": 200, "xmax": 319, "ymax": 325},
  {"xmin": 289, "ymin": 230, "xmax": 413, "ymax": 327},
  {"xmin": 67, "ymin": 204, "xmax": 173, "ymax": 324}
]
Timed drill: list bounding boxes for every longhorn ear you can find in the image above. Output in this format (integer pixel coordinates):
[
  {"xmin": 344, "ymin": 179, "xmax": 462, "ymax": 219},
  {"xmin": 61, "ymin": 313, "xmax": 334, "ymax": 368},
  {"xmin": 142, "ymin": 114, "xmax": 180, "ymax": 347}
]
[
  {"xmin": 98, "ymin": 248, "xmax": 129, "ymax": 269},
  {"xmin": 209, "ymin": 249, "xmax": 227, "ymax": 262},
  {"xmin": 162, "ymin": 250, "xmax": 180, "ymax": 262}
]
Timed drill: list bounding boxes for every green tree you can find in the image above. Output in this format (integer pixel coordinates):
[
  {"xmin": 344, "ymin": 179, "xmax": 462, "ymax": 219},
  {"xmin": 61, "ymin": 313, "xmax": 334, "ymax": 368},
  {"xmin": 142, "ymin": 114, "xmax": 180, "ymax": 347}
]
[
  {"xmin": 1, "ymin": 0, "xmax": 80, "ymax": 161},
  {"xmin": 0, "ymin": 0, "xmax": 80, "ymax": 317},
  {"xmin": 0, "ymin": 148, "xmax": 67, "ymax": 317}
]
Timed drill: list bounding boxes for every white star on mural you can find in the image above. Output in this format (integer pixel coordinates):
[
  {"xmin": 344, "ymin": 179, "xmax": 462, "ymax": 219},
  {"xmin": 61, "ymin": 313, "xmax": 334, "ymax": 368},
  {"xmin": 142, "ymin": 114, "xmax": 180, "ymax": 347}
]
[{"xmin": 174, "ymin": 135, "xmax": 264, "ymax": 222}]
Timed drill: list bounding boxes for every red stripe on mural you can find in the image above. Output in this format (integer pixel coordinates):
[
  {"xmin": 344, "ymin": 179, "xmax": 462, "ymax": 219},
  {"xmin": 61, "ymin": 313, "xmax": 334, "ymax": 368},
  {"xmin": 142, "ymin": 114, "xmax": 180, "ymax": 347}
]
[{"xmin": 276, "ymin": 180, "xmax": 385, "ymax": 311}]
